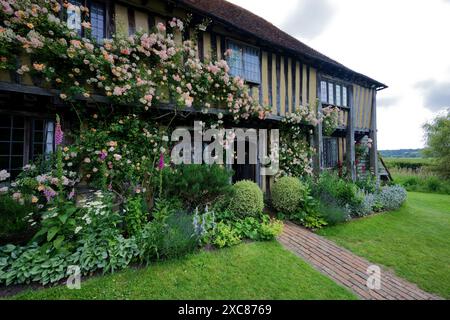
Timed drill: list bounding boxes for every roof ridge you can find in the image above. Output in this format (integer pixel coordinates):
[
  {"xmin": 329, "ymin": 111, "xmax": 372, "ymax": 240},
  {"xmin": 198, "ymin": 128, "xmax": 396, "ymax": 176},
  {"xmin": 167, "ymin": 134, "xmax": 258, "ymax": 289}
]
[{"xmin": 176, "ymin": 0, "xmax": 386, "ymax": 88}]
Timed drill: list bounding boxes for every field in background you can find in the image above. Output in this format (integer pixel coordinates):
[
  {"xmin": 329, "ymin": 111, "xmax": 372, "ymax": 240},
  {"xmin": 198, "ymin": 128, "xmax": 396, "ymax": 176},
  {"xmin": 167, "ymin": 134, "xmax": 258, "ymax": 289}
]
[{"xmin": 384, "ymin": 157, "xmax": 450, "ymax": 195}]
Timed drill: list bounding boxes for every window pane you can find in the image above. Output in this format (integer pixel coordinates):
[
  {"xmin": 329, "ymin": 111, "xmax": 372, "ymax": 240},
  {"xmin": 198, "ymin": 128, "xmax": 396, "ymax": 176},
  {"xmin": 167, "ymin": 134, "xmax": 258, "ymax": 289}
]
[
  {"xmin": 12, "ymin": 128, "xmax": 24, "ymax": 142},
  {"xmin": 10, "ymin": 156, "xmax": 23, "ymax": 169},
  {"xmin": 328, "ymin": 83, "xmax": 334, "ymax": 105},
  {"xmin": 34, "ymin": 131, "xmax": 44, "ymax": 143},
  {"xmin": 343, "ymin": 87, "xmax": 348, "ymax": 107},
  {"xmin": 0, "ymin": 128, "xmax": 10, "ymax": 141},
  {"xmin": 320, "ymin": 81, "xmax": 327, "ymax": 102},
  {"xmin": 12, "ymin": 117, "xmax": 24, "ymax": 128},
  {"xmin": 243, "ymin": 46, "xmax": 260, "ymax": 83},
  {"xmin": 0, "ymin": 156, "xmax": 8, "ymax": 170},
  {"xmin": 227, "ymin": 41, "xmax": 261, "ymax": 84},
  {"xmin": 11, "ymin": 142, "xmax": 23, "ymax": 155},
  {"xmin": 67, "ymin": 1, "xmax": 82, "ymax": 33},
  {"xmin": 34, "ymin": 119, "xmax": 44, "ymax": 130},
  {"xmin": 336, "ymin": 85, "xmax": 341, "ymax": 106},
  {"xmin": 0, "ymin": 142, "xmax": 9, "ymax": 154},
  {"xmin": 228, "ymin": 42, "xmax": 244, "ymax": 78},
  {"xmin": 44, "ymin": 121, "xmax": 55, "ymax": 153},
  {"xmin": 0, "ymin": 115, "xmax": 11, "ymax": 127},
  {"xmin": 91, "ymin": 2, "xmax": 106, "ymax": 43},
  {"xmin": 33, "ymin": 144, "xmax": 44, "ymax": 158}
]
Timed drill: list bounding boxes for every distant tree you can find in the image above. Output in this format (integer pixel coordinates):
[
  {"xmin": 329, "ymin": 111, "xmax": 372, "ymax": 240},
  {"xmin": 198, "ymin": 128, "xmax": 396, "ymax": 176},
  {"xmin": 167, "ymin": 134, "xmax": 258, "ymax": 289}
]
[{"xmin": 423, "ymin": 109, "xmax": 450, "ymax": 178}]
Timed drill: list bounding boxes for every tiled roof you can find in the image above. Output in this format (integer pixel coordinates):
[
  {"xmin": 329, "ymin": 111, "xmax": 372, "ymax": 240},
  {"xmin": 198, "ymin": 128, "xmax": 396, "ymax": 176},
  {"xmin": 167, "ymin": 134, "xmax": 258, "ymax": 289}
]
[{"xmin": 177, "ymin": 0, "xmax": 387, "ymax": 89}]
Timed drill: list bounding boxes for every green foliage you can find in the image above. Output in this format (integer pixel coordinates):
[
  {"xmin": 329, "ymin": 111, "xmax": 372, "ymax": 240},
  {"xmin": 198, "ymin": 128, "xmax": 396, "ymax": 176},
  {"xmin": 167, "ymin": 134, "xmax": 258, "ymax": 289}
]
[
  {"xmin": 317, "ymin": 202, "xmax": 350, "ymax": 226},
  {"xmin": 322, "ymin": 106, "xmax": 340, "ymax": 136},
  {"xmin": 73, "ymin": 231, "xmax": 139, "ymax": 275},
  {"xmin": 314, "ymin": 172, "xmax": 363, "ymax": 211},
  {"xmin": 211, "ymin": 222, "xmax": 242, "ymax": 248},
  {"xmin": 124, "ymin": 195, "xmax": 148, "ymax": 237},
  {"xmin": 0, "ymin": 195, "xmax": 34, "ymax": 239},
  {"xmin": 227, "ymin": 180, "xmax": 264, "ymax": 218},
  {"xmin": 384, "ymin": 157, "xmax": 432, "ymax": 171},
  {"xmin": 355, "ymin": 174, "xmax": 377, "ymax": 193},
  {"xmin": 279, "ymin": 112, "xmax": 315, "ymax": 177},
  {"xmin": 390, "ymin": 167, "xmax": 450, "ymax": 195},
  {"xmin": 31, "ymin": 201, "xmax": 80, "ymax": 252},
  {"xmin": 0, "ymin": 243, "xmax": 71, "ymax": 286},
  {"xmin": 231, "ymin": 216, "xmax": 283, "ymax": 241},
  {"xmin": 423, "ymin": 110, "xmax": 450, "ymax": 178},
  {"xmin": 302, "ymin": 215, "xmax": 328, "ymax": 230},
  {"xmin": 162, "ymin": 164, "xmax": 232, "ymax": 209},
  {"xmin": 136, "ymin": 199, "xmax": 197, "ymax": 264},
  {"xmin": 77, "ymin": 115, "xmax": 166, "ymax": 199},
  {"xmin": 161, "ymin": 212, "xmax": 199, "ymax": 259},
  {"xmin": 271, "ymin": 177, "xmax": 307, "ymax": 214}
]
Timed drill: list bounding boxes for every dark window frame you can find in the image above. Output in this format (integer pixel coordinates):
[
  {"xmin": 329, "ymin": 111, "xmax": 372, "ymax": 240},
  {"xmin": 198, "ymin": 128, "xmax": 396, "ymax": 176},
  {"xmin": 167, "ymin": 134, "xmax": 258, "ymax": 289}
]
[
  {"xmin": 226, "ymin": 39, "xmax": 262, "ymax": 85},
  {"xmin": 0, "ymin": 115, "xmax": 55, "ymax": 180},
  {"xmin": 320, "ymin": 79, "xmax": 349, "ymax": 108},
  {"xmin": 64, "ymin": 0, "xmax": 110, "ymax": 42}
]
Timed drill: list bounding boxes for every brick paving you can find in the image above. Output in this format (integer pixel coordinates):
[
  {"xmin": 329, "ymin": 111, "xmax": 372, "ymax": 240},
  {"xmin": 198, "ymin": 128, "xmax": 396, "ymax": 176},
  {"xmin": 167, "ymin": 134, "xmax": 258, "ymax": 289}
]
[{"xmin": 278, "ymin": 221, "xmax": 442, "ymax": 300}]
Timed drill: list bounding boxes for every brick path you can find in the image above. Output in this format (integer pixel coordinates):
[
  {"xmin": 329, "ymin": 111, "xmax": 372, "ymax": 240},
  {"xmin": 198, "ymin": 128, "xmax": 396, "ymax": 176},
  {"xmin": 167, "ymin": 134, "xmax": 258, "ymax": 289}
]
[{"xmin": 278, "ymin": 221, "xmax": 442, "ymax": 300}]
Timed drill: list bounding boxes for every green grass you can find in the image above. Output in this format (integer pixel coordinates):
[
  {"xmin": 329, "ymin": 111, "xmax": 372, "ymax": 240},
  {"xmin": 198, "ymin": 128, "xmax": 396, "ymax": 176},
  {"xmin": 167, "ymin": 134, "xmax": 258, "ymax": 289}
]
[
  {"xmin": 7, "ymin": 241, "xmax": 356, "ymax": 300},
  {"xmin": 318, "ymin": 192, "xmax": 450, "ymax": 299}
]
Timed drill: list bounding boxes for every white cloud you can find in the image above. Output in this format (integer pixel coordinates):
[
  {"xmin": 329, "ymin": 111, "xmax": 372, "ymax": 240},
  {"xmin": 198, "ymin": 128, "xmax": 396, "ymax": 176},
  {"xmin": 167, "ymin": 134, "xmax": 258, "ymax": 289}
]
[
  {"xmin": 282, "ymin": 0, "xmax": 335, "ymax": 39},
  {"xmin": 227, "ymin": 0, "xmax": 450, "ymax": 149}
]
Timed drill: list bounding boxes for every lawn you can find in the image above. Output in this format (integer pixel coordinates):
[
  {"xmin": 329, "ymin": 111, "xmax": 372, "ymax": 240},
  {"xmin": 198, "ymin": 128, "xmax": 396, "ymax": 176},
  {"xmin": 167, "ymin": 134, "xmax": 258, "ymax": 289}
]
[
  {"xmin": 318, "ymin": 192, "xmax": 450, "ymax": 299},
  {"xmin": 7, "ymin": 241, "xmax": 356, "ymax": 300}
]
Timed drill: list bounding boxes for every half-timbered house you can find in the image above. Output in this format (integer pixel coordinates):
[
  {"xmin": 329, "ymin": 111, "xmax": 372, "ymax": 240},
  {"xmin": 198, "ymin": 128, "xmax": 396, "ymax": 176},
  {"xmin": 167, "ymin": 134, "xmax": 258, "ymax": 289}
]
[{"xmin": 0, "ymin": 0, "xmax": 389, "ymax": 194}]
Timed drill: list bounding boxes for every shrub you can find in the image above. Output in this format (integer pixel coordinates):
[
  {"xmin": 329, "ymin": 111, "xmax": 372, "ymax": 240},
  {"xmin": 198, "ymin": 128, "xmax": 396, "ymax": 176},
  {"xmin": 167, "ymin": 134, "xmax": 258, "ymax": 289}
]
[
  {"xmin": 0, "ymin": 195, "xmax": 34, "ymax": 239},
  {"xmin": 162, "ymin": 164, "xmax": 232, "ymax": 209},
  {"xmin": 317, "ymin": 202, "xmax": 350, "ymax": 225},
  {"xmin": 271, "ymin": 177, "xmax": 307, "ymax": 214},
  {"xmin": 161, "ymin": 212, "xmax": 198, "ymax": 259},
  {"xmin": 313, "ymin": 172, "xmax": 365, "ymax": 217},
  {"xmin": 377, "ymin": 185, "xmax": 407, "ymax": 211},
  {"xmin": 227, "ymin": 180, "xmax": 264, "ymax": 218}
]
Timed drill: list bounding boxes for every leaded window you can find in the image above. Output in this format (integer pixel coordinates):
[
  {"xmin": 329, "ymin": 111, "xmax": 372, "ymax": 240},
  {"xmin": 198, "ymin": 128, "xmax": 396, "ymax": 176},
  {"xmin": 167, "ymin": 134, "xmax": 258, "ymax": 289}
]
[
  {"xmin": 227, "ymin": 41, "xmax": 261, "ymax": 84},
  {"xmin": 91, "ymin": 1, "xmax": 106, "ymax": 43},
  {"xmin": 0, "ymin": 116, "xmax": 55, "ymax": 180}
]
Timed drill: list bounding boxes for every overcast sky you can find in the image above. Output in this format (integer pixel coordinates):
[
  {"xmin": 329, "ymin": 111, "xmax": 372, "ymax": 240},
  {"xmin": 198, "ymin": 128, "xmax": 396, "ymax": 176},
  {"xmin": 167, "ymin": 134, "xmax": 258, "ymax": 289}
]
[{"xmin": 228, "ymin": 0, "xmax": 450, "ymax": 150}]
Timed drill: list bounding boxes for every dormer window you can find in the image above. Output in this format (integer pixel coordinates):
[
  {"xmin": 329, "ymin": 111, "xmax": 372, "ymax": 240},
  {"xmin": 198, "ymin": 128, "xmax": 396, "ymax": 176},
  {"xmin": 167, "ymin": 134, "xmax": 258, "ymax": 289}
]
[{"xmin": 227, "ymin": 40, "xmax": 261, "ymax": 84}]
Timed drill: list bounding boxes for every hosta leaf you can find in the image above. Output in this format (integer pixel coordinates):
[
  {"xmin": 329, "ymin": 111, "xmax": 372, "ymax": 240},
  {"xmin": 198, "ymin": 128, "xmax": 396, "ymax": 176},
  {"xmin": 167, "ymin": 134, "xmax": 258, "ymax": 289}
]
[{"xmin": 47, "ymin": 226, "xmax": 60, "ymax": 242}]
